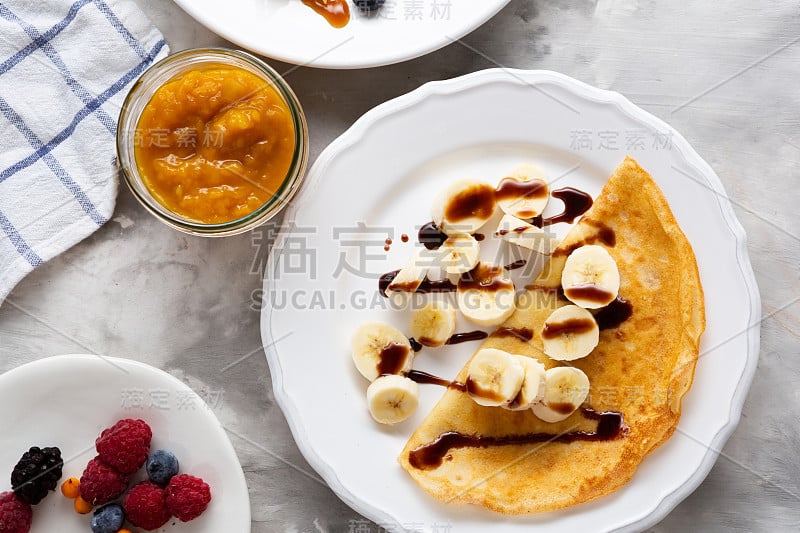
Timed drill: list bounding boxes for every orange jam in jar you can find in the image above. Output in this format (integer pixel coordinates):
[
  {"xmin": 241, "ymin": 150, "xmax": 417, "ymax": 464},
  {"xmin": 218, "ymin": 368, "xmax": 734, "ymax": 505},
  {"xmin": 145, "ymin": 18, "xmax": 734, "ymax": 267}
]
[{"xmin": 134, "ymin": 65, "xmax": 296, "ymax": 224}]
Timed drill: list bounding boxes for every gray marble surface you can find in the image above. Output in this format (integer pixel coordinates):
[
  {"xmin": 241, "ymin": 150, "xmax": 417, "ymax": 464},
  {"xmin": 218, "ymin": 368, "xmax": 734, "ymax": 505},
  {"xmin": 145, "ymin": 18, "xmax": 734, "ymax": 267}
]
[{"xmin": 1, "ymin": 0, "xmax": 798, "ymax": 531}]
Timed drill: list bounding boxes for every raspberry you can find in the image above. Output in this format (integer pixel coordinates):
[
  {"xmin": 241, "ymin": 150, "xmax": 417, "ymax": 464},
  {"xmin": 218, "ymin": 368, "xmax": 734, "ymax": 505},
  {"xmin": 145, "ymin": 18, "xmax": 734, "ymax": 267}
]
[
  {"xmin": 96, "ymin": 419, "xmax": 152, "ymax": 474},
  {"xmin": 165, "ymin": 474, "xmax": 211, "ymax": 522},
  {"xmin": 79, "ymin": 457, "xmax": 129, "ymax": 506},
  {"xmin": 0, "ymin": 491, "xmax": 32, "ymax": 533},
  {"xmin": 11, "ymin": 446, "xmax": 63, "ymax": 505},
  {"xmin": 123, "ymin": 482, "xmax": 171, "ymax": 530}
]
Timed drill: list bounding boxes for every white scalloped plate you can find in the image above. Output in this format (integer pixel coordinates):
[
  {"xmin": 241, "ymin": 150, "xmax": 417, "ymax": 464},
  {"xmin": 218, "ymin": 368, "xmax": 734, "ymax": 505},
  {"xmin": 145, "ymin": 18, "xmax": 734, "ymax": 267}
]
[
  {"xmin": 261, "ymin": 69, "xmax": 760, "ymax": 532},
  {"xmin": 172, "ymin": 0, "xmax": 510, "ymax": 68},
  {"xmin": 0, "ymin": 355, "xmax": 250, "ymax": 533}
]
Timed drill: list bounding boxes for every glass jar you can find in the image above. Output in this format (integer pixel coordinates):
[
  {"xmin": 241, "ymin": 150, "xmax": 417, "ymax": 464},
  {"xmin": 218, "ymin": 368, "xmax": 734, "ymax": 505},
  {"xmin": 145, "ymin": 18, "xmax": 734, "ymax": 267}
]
[{"xmin": 116, "ymin": 48, "xmax": 309, "ymax": 236}]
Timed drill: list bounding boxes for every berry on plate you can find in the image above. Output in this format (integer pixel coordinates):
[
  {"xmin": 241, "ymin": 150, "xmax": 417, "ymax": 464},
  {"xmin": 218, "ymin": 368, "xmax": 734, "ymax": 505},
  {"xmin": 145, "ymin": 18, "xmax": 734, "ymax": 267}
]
[
  {"xmin": 90, "ymin": 503, "xmax": 125, "ymax": 533},
  {"xmin": 146, "ymin": 450, "xmax": 179, "ymax": 487},
  {"xmin": 123, "ymin": 481, "xmax": 171, "ymax": 531},
  {"xmin": 165, "ymin": 474, "xmax": 211, "ymax": 522},
  {"xmin": 96, "ymin": 419, "xmax": 152, "ymax": 474},
  {"xmin": 60, "ymin": 477, "xmax": 80, "ymax": 499},
  {"xmin": 10, "ymin": 446, "xmax": 63, "ymax": 505},
  {"xmin": 0, "ymin": 491, "xmax": 32, "ymax": 533},
  {"xmin": 79, "ymin": 456, "xmax": 129, "ymax": 506}
]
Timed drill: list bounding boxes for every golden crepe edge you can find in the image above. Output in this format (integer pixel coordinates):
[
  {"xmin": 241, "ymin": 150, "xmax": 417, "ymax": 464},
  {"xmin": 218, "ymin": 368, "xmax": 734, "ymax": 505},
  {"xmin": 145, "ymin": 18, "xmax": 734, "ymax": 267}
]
[{"xmin": 397, "ymin": 156, "xmax": 706, "ymax": 514}]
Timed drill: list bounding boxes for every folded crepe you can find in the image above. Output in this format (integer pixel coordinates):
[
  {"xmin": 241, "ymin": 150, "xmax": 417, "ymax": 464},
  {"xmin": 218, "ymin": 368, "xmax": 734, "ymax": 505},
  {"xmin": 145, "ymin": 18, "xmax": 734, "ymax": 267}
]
[{"xmin": 399, "ymin": 156, "xmax": 705, "ymax": 514}]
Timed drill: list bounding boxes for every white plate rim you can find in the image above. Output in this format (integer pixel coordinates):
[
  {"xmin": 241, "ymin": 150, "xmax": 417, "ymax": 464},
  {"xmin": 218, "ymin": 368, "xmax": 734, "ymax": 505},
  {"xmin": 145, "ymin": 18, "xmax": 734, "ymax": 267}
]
[
  {"xmin": 0, "ymin": 353, "xmax": 251, "ymax": 531},
  {"xmin": 261, "ymin": 68, "xmax": 761, "ymax": 531},
  {"xmin": 171, "ymin": 0, "xmax": 512, "ymax": 69}
]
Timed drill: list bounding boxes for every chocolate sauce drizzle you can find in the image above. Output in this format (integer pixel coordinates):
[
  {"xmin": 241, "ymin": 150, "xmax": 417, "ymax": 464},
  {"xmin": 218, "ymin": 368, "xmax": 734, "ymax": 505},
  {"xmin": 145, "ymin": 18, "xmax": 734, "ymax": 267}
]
[
  {"xmin": 503, "ymin": 259, "xmax": 527, "ymax": 271},
  {"xmin": 406, "ymin": 370, "xmax": 466, "ymax": 392},
  {"xmin": 379, "ymin": 270, "xmax": 457, "ymax": 297},
  {"xmin": 418, "ymin": 221, "xmax": 448, "ymax": 250},
  {"xmin": 376, "ymin": 343, "xmax": 410, "ymax": 375},
  {"xmin": 446, "ymin": 330, "xmax": 489, "ymax": 345},
  {"xmin": 408, "ymin": 408, "xmax": 628, "ymax": 470},
  {"xmin": 594, "ymin": 297, "xmax": 633, "ymax": 330},
  {"xmin": 494, "ymin": 326, "xmax": 534, "ymax": 342},
  {"xmin": 532, "ymin": 187, "xmax": 594, "ymax": 227}
]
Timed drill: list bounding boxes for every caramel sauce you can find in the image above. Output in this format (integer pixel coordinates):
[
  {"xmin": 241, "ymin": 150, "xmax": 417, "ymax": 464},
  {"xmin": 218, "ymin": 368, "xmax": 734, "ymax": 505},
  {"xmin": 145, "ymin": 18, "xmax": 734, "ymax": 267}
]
[
  {"xmin": 594, "ymin": 297, "xmax": 633, "ymax": 330},
  {"xmin": 418, "ymin": 221, "xmax": 448, "ymax": 250},
  {"xmin": 564, "ymin": 284, "xmax": 614, "ymax": 305},
  {"xmin": 473, "ymin": 233, "xmax": 486, "ymax": 241},
  {"xmin": 376, "ymin": 343, "xmax": 409, "ymax": 375},
  {"xmin": 302, "ymin": 0, "xmax": 350, "ymax": 28},
  {"xmin": 408, "ymin": 408, "xmax": 628, "ymax": 470},
  {"xmin": 541, "ymin": 317, "xmax": 596, "ymax": 340},
  {"xmin": 494, "ymin": 327, "xmax": 533, "ymax": 342},
  {"xmin": 444, "ymin": 184, "xmax": 496, "ymax": 223}
]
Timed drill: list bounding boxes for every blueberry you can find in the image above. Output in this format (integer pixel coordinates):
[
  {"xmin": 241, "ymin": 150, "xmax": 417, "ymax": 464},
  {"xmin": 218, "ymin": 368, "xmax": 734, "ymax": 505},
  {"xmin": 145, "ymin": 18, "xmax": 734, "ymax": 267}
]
[
  {"xmin": 91, "ymin": 503, "xmax": 124, "ymax": 533},
  {"xmin": 146, "ymin": 450, "xmax": 179, "ymax": 486},
  {"xmin": 354, "ymin": 0, "xmax": 385, "ymax": 13}
]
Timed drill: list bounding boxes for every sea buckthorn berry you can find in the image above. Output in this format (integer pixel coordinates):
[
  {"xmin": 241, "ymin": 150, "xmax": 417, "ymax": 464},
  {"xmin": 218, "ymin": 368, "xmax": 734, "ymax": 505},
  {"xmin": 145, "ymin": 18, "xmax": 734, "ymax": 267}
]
[
  {"xmin": 74, "ymin": 495, "xmax": 93, "ymax": 514},
  {"xmin": 61, "ymin": 477, "xmax": 80, "ymax": 499}
]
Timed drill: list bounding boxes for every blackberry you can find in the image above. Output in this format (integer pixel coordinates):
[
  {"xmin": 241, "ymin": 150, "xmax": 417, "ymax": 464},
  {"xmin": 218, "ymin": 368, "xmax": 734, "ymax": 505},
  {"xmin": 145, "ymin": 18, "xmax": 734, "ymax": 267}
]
[
  {"xmin": 354, "ymin": 0, "xmax": 385, "ymax": 13},
  {"xmin": 11, "ymin": 446, "xmax": 64, "ymax": 505}
]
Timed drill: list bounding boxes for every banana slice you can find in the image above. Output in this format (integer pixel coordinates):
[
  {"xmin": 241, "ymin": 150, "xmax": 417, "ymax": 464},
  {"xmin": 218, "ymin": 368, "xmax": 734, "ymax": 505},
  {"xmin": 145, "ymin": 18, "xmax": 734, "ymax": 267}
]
[
  {"xmin": 466, "ymin": 348, "xmax": 525, "ymax": 407},
  {"xmin": 506, "ymin": 356, "xmax": 546, "ymax": 411},
  {"xmin": 540, "ymin": 304, "xmax": 599, "ymax": 361},
  {"xmin": 432, "ymin": 179, "xmax": 497, "ymax": 236},
  {"xmin": 386, "ymin": 250, "xmax": 429, "ymax": 307},
  {"xmin": 351, "ymin": 322, "xmax": 413, "ymax": 381},
  {"xmin": 561, "ymin": 245, "xmax": 620, "ymax": 309},
  {"xmin": 495, "ymin": 214, "xmax": 559, "ymax": 255},
  {"xmin": 509, "ymin": 163, "xmax": 547, "ymax": 181},
  {"xmin": 409, "ymin": 301, "xmax": 457, "ymax": 347},
  {"xmin": 366, "ymin": 374, "xmax": 420, "ymax": 424},
  {"xmin": 531, "ymin": 366, "xmax": 590, "ymax": 423},
  {"xmin": 495, "ymin": 163, "xmax": 549, "ymax": 220},
  {"xmin": 439, "ymin": 233, "xmax": 481, "ymax": 274},
  {"xmin": 456, "ymin": 263, "xmax": 517, "ymax": 327}
]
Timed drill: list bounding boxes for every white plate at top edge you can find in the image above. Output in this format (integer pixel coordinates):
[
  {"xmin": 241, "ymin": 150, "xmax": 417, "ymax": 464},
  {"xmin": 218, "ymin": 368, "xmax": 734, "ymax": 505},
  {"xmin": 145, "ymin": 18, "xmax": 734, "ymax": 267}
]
[
  {"xmin": 0, "ymin": 354, "xmax": 250, "ymax": 533},
  {"xmin": 171, "ymin": 0, "xmax": 511, "ymax": 69},
  {"xmin": 261, "ymin": 69, "xmax": 760, "ymax": 532}
]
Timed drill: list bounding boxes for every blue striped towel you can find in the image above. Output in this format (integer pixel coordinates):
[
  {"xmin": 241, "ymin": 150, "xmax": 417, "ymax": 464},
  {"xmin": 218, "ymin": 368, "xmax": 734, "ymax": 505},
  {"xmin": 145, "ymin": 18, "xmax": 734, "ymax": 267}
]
[{"xmin": 0, "ymin": 0, "xmax": 168, "ymax": 306}]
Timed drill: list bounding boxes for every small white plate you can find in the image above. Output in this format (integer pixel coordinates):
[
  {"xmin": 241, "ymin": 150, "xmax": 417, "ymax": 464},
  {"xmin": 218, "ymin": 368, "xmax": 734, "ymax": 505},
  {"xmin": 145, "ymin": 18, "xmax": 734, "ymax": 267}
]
[
  {"xmin": 172, "ymin": 0, "xmax": 510, "ymax": 68},
  {"xmin": 262, "ymin": 69, "xmax": 760, "ymax": 532},
  {"xmin": 0, "ymin": 354, "xmax": 250, "ymax": 533}
]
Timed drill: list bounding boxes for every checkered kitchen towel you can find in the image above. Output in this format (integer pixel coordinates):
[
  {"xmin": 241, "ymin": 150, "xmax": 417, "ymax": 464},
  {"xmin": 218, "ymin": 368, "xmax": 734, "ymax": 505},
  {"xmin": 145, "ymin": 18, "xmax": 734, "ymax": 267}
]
[{"xmin": 0, "ymin": 0, "xmax": 168, "ymax": 306}]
